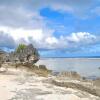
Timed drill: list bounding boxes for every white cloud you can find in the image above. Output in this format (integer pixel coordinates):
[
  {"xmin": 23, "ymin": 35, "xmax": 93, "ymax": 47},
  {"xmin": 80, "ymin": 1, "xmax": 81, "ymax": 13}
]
[
  {"xmin": 0, "ymin": 31, "xmax": 15, "ymax": 49},
  {"xmin": 0, "ymin": 0, "xmax": 98, "ymax": 50},
  {"xmin": 66, "ymin": 32, "xmax": 96, "ymax": 43},
  {"xmin": 45, "ymin": 37, "xmax": 58, "ymax": 45},
  {"xmin": 0, "ymin": 26, "xmax": 55, "ymax": 48},
  {"xmin": 0, "ymin": 0, "xmax": 97, "ymax": 30},
  {"xmin": 0, "ymin": 26, "xmax": 41, "ymax": 40},
  {"xmin": 0, "ymin": 2, "xmax": 44, "ymax": 29},
  {"xmin": 0, "ymin": 26, "xmax": 97, "ymax": 50}
]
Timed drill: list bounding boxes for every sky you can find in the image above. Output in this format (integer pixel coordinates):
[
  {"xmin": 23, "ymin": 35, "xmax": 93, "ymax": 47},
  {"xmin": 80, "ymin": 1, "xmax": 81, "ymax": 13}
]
[{"xmin": 0, "ymin": 0, "xmax": 100, "ymax": 57}]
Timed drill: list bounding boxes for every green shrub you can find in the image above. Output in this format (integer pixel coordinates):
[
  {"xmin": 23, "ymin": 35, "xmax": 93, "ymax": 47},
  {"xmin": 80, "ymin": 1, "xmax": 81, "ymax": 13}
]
[{"xmin": 16, "ymin": 44, "xmax": 26, "ymax": 53}]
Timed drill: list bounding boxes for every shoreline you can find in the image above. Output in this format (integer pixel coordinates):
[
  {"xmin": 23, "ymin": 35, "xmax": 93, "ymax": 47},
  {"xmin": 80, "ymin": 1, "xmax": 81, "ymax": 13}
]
[
  {"xmin": 36, "ymin": 58, "xmax": 100, "ymax": 79},
  {"xmin": 40, "ymin": 57, "xmax": 100, "ymax": 59},
  {"xmin": 0, "ymin": 64, "xmax": 100, "ymax": 100},
  {"xmin": 52, "ymin": 70, "xmax": 100, "ymax": 80}
]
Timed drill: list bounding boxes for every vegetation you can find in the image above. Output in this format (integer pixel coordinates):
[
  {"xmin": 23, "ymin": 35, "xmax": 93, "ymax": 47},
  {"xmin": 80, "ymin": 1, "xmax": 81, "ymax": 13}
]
[{"xmin": 16, "ymin": 44, "xmax": 26, "ymax": 53}]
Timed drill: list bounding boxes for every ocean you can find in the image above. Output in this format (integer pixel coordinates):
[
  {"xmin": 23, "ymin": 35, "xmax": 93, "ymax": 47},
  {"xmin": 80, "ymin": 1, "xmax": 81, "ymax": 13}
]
[{"xmin": 36, "ymin": 58, "xmax": 100, "ymax": 78}]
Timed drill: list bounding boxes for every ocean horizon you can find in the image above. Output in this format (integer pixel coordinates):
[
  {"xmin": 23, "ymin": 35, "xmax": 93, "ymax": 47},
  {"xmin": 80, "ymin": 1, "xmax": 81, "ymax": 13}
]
[{"xmin": 36, "ymin": 58, "xmax": 100, "ymax": 79}]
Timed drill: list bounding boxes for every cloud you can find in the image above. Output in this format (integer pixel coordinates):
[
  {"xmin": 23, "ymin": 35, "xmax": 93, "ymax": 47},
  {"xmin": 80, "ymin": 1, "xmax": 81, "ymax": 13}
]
[
  {"xmin": 0, "ymin": 26, "xmax": 98, "ymax": 51},
  {"xmin": 45, "ymin": 0, "xmax": 95, "ymax": 17},
  {"xmin": 32, "ymin": 0, "xmax": 98, "ymax": 18},
  {"xmin": 0, "ymin": 0, "xmax": 45, "ymax": 29},
  {"xmin": 0, "ymin": 0, "xmax": 98, "ymax": 30},
  {"xmin": 0, "ymin": 31, "xmax": 15, "ymax": 49},
  {"xmin": 32, "ymin": 0, "xmax": 97, "ymax": 15},
  {"xmin": 0, "ymin": 0, "xmax": 99, "ymax": 56},
  {"xmin": 66, "ymin": 32, "xmax": 96, "ymax": 44},
  {"xmin": 0, "ymin": 1, "xmax": 41, "ymax": 29},
  {"xmin": 0, "ymin": 26, "xmax": 55, "ymax": 48},
  {"xmin": 45, "ymin": 37, "xmax": 58, "ymax": 45}
]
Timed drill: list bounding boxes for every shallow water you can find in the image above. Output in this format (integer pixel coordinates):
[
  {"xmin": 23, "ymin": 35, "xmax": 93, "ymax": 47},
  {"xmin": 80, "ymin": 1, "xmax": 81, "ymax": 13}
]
[{"xmin": 36, "ymin": 58, "xmax": 100, "ymax": 78}]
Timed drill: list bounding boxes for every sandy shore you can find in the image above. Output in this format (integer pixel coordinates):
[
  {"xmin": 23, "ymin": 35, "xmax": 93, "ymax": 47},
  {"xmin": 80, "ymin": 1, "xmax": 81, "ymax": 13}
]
[{"xmin": 0, "ymin": 68, "xmax": 100, "ymax": 100}]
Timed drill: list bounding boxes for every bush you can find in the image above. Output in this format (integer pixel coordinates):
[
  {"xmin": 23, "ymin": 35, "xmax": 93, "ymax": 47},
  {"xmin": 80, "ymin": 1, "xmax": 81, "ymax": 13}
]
[{"xmin": 16, "ymin": 44, "xmax": 26, "ymax": 53}]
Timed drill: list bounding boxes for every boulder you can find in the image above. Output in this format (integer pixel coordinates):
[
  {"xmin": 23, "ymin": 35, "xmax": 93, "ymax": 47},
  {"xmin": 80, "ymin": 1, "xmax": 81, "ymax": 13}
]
[
  {"xmin": 32, "ymin": 65, "xmax": 38, "ymax": 69},
  {"xmin": 39, "ymin": 65, "xmax": 47, "ymax": 70},
  {"xmin": 58, "ymin": 71, "xmax": 81, "ymax": 79}
]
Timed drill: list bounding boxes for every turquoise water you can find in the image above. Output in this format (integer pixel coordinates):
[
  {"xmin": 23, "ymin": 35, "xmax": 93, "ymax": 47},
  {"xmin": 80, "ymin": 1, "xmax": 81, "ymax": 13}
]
[{"xmin": 36, "ymin": 58, "xmax": 100, "ymax": 78}]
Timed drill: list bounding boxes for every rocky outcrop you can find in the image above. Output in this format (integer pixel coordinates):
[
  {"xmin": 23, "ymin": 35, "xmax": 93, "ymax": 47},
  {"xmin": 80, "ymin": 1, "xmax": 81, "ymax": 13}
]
[
  {"xmin": 39, "ymin": 65, "xmax": 47, "ymax": 70},
  {"xmin": 5, "ymin": 44, "xmax": 40, "ymax": 64},
  {"xmin": 58, "ymin": 71, "xmax": 81, "ymax": 80},
  {"xmin": 52, "ymin": 80, "xmax": 100, "ymax": 97},
  {"xmin": 0, "ymin": 49, "xmax": 7, "ymax": 63}
]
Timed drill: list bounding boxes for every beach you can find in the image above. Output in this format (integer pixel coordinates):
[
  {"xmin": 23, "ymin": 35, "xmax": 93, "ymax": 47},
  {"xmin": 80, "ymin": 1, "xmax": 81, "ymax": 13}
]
[{"xmin": 0, "ymin": 66, "xmax": 100, "ymax": 100}]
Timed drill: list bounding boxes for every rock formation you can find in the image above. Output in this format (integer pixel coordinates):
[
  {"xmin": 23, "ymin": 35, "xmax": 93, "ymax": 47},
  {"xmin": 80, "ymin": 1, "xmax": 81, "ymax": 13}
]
[
  {"xmin": 0, "ymin": 49, "xmax": 7, "ymax": 63},
  {"xmin": 39, "ymin": 65, "xmax": 47, "ymax": 70},
  {"xmin": 58, "ymin": 71, "xmax": 81, "ymax": 80},
  {"xmin": 0, "ymin": 49, "xmax": 7, "ymax": 68},
  {"xmin": 1, "ymin": 44, "xmax": 40, "ymax": 64}
]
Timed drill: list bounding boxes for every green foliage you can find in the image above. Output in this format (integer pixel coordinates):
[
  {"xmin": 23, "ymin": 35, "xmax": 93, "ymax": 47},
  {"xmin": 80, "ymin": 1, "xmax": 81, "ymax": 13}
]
[{"xmin": 16, "ymin": 44, "xmax": 26, "ymax": 53}]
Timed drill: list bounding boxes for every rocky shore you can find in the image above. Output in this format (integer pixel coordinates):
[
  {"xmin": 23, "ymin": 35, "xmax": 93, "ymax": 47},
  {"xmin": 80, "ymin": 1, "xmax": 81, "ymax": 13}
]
[
  {"xmin": 0, "ymin": 44, "xmax": 100, "ymax": 100},
  {"xmin": 0, "ymin": 64, "xmax": 100, "ymax": 100}
]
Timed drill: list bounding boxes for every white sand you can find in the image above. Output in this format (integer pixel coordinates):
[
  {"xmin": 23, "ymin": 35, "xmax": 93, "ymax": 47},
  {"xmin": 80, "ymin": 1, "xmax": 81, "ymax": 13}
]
[
  {"xmin": 0, "ymin": 68, "xmax": 99, "ymax": 100},
  {"xmin": 36, "ymin": 94, "xmax": 90, "ymax": 100}
]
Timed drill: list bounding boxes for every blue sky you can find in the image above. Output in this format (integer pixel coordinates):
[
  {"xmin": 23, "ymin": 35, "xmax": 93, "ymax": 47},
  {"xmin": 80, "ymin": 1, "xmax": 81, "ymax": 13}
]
[{"xmin": 0, "ymin": 0, "xmax": 100, "ymax": 57}]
